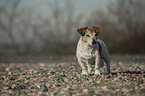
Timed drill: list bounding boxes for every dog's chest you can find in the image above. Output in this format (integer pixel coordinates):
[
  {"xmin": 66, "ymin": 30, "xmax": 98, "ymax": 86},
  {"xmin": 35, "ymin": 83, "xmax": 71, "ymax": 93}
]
[
  {"xmin": 80, "ymin": 49, "xmax": 96, "ymax": 59},
  {"xmin": 80, "ymin": 52, "xmax": 96, "ymax": 64},
  {"xmin": 78, "ymin": 44, "xmax": 98, "ymax": 60}
]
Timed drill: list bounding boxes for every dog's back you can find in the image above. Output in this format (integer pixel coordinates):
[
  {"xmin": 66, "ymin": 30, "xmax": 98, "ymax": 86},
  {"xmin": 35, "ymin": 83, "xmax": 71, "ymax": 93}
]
[{"xmin": 97, "ymin": 39, "xmax": 110, "ymax": 63}]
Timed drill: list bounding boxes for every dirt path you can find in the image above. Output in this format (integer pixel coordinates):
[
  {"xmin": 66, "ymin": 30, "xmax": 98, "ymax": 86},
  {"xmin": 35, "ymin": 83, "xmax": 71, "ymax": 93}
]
[{"xmin": 0, "ymin": 55, "xmax": 145, "ymax": 96}]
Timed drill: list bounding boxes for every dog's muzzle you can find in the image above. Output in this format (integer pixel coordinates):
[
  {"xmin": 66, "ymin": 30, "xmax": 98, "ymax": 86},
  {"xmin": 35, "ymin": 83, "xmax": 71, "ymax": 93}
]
[{"xmin": 92, "ymin": 40, "xmax": 96, "ymax": 44}]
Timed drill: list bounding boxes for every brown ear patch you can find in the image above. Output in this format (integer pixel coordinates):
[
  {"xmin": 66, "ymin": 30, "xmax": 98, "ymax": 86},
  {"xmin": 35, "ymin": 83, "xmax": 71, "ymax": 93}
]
[
  {"xmin": 92, "ymin": 26, "xmax": 102, "ymax": 34},
  {"xmin": 77, "ymin": 27, "xmax": 88, "ymax": 36}
]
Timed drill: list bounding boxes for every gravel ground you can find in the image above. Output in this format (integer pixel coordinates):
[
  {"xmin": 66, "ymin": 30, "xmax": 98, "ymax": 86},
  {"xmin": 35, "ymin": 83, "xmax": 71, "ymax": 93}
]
[{"xmin": 0, "ymin": 55, "xmax": 145, "ymax": 96}]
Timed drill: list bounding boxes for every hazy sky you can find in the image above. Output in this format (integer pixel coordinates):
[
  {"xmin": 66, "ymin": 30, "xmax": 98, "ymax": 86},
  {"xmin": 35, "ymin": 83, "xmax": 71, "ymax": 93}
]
[
  {"xmin": 19, "ymin": 0, "xmax": 114, "ymax": 17},
  {"xmin": 20, "ymin": 0, "xmax": 111, "ymax": 10},
  {"xmin": 0, "ymin": 0, "xmax": 115, "ymax": 44},
  {"xmin": 0, "ymin": 0, "xmax": 115, "ymax": 19}
]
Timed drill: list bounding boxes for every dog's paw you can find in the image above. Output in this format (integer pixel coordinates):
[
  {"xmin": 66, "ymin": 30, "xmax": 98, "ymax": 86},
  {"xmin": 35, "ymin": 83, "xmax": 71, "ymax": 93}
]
[
  {"xmin": 107, "ymin": 70, "xmax": 111, "ymax": 74},
  {"xmin": 95, "ymin": 69, "xmax": 101, "ymax": 75},
  {"xmin": 82, "ymin": 70, "xmax": 88, "ymax": 75},
  {"xmin": 88, "ymin": 68, "xmax": 92, "ymax": 74}
]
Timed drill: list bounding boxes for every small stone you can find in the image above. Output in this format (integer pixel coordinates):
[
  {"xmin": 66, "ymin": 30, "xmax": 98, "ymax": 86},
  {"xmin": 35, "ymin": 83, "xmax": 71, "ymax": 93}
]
[
  {"xmin": 101, "ymin": 86, "xmax": 109, "ymax": 91},
  {"xmin": 121, "ymin": 88, "xmax": 129, "ymax": 93},
  {"xmin": 49, "ymin": 92, "xmax": 55, "ymax": 96},
  {"xmin": 33, "ymin": 70, "xmax": 38, "ymax": 74},
  {"xmin": 3, "ymin": 87, "xmax": 8, "ymax": 90},
  {"xmin": 39, "ymin": 63, "xmax": 45, "ymax": 67},
  {"xmin": 50, "ymin": 71, "xmax": 55, "ymax": 75},
  {"xmin": 5, "ymin": 68, "xmax": 10, "ymax": 71},
  {"xmin": 57, "ymin": 89, "xmax": 70, "ymax": 96},
  {"xmin": 116, "ymin": 89, "xmax": 120, "ymax": 92},
  {"xmin": 76, "ymin": 93, "xmax": 82, "ymax": 95},
  {"xmin": 8, "ymin": 72, "xmax": 11, "ymax": 75},
  {"xmin": 12, "ymin": 84, "xmax": 16, "ymax": 89},
  {"xmin": 24, "ymin": 80, "xmax": 29, "ymax": 84},
  {"xmin": 27, "ymin": 93, "xmax": 35, "ymax": 95},
  {"xmin": 8, "ymin": 90, "xmax": 13, "ymax": 94},
  {"xmin": 36, "ymin": 84, "xmax": 41, "ymax": 89},
  {"xmin": 135, "ymin": 86, "xmax": 138, "ymax": 89},
  {"xmin": 82, "ymin": 89, "xmax": 89, "ymax": 94},
  {"xmin": 94, "ymin": 89, "xmax": 102, "ymax": 94},
  {"xmin": 38, "ymin": 92, "xmax": 43, "ymax": 94},
  {"xmin": 9, "ymin": 75, "xmax": 17, "ymax": 80},
  {"xmin": 95, "ymin": 80, "xmax": 101, "ymax": 84},
  {"xmin": 42, "ymin": 84, "xmax": 48, "ymax": 92}
]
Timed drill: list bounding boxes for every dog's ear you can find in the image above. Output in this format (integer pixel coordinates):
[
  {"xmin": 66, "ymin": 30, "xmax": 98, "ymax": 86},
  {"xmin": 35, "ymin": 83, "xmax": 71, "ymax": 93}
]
[
  {"xmin": 77, "ymin": 27, "xmax": 88, "ymax": 36},
  {"xmin": 92, "ymin": 26, "xmax": 102, "ymax": 34}
]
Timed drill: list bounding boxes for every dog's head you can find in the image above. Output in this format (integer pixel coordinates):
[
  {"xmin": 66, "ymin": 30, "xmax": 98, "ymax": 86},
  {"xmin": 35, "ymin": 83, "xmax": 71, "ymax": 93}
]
[{"xmin": 77, "ymin": 26, "xmax": 102, "ymax": 46}]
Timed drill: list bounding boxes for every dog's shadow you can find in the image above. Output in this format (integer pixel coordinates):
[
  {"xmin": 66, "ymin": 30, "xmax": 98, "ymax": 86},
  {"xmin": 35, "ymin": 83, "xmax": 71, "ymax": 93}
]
[
  {"xmin": 80, "ymin": 70, "xmax": 144, "ymax": 77},
  {"xmin": 104, "ymin": 70, "xmax": 145, "ymax": 75}
]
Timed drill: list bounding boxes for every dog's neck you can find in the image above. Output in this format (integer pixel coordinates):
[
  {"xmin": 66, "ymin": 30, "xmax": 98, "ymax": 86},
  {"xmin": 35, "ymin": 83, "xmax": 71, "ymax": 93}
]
[
  {"xmin": 80, "ymin": 39, "xmax": 96, "ymax": 57},
  {"xmin": 81, "ymin": 40, "xmax": 94, "ymax": 50}
]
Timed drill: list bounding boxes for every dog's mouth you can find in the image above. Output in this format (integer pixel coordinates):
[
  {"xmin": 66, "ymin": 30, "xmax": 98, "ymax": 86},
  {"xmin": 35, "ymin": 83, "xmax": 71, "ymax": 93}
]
[
  {"xmin": 92, "ymin": 40, "xmax": 96, "ymax": 45},
  {"xmin": 86, "ymin": 39, "xmax": 97, "ymax": 46}
]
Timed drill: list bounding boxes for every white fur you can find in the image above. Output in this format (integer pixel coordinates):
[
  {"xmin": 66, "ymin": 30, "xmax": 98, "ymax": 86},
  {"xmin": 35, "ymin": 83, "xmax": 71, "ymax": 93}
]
[{"xmin": 76, "ymin": 37, "xmax": 111, "ymax": 75}]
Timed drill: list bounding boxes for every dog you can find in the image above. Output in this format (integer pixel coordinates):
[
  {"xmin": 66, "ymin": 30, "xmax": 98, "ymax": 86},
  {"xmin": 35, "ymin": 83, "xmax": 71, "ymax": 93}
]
[{"xmin": 76, "ymin": 26, "xmax": 111, "ymax": 75}]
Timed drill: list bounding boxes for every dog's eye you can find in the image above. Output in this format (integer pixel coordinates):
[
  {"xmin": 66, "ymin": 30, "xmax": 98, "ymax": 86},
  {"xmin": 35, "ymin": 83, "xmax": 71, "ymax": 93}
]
[
  {"xmin": 95, "ymin": 34, "xmax": 98, "ymax": 37},
  {"xmin": 86, "ymin": 35, "xmax": 90, "ymax": 37}
]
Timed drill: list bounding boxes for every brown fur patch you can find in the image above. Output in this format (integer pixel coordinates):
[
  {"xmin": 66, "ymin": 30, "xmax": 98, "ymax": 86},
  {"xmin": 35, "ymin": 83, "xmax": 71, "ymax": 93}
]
[
  {"xmin": 77, "ymin": 27, "xmax": 88, "ymax": 36},
  {"xmin": 92, "ymin": 26, "xmax": 102, "ymax": 34},
  {"xmin": 81, "ymin": 28, "xmax": 95, "ymax": 43}
]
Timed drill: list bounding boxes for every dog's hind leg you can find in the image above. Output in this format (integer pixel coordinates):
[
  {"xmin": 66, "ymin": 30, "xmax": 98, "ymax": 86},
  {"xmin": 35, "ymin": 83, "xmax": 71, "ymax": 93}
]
[
  {"xmin": 101, "ymin": 48, "xmax": 111, "ymax": 74},
  {"xmin": 106, "ymin": 61, "xmax": 111, "ymax": 74},
  {"xmin": 103, "ymin": 57, "xmax": 111, "ymax": 74},
  {"xmin": 98, "ymin": 58, "xmax": 104, "ymax": 68}
]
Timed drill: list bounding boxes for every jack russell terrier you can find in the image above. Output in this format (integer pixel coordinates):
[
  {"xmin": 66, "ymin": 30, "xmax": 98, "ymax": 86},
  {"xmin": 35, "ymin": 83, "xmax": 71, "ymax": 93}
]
[{"xmin": 76, "ymin": 26, "xmax": 111, "ymax": 75}]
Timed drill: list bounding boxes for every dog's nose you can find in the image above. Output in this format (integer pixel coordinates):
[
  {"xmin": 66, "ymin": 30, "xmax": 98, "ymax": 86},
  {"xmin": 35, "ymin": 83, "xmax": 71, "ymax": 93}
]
[{"xmin": 92, "ymin": 40, "xmax": 96, "ymax": 44}]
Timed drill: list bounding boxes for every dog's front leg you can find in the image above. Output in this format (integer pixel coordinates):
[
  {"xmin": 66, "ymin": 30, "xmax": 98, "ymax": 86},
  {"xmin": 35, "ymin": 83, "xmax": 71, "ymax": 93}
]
[
  {"xmin": 86, "ymin": 61, "xmax": 92, "ymax": 74},
  {"xmin": 95, "ymin": 54, "xmax": 101, "ymax": 75},
  {"xmin": 77, "ymin": 58, "xmax": 88, "ymax": 75}
]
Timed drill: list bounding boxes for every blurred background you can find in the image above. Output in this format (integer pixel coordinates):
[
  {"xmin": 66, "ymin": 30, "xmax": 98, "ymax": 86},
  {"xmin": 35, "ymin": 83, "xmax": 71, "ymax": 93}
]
[{"xmin": 0, "ymin": 0, "xmax": 145, "ymax": 56}]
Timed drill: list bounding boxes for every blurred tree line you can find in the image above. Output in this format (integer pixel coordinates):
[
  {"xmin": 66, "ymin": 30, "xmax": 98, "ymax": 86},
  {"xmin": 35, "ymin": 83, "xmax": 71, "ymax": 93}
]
[
  {"xmin": 87, "ymin": 0, "xmax": 145, "ymax": 54},
  {"xmin": 0, "ymin": 0, "xmax": 145, "ymax": 56}
]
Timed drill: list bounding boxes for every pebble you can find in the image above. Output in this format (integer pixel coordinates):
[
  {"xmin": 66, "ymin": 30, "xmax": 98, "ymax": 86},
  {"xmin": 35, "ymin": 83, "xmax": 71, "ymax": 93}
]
[
  {"xmin": 101, "ymin": 86, "xmax": 109, "ymax": 91},
  {"xmin": 11, "ymin": 84, "xmax": 16, "ymax": 89},
  {"xmin": 121, "ymin": 88, "xmax": 129, "ymax": 93},
  {"xmin": 5, "ymin": 68, "xmax": 10, "ymax": 71},
  {"xmin": 3, "ymin": 87, "xmax": 8, "ymax": 90},
  {"xmin": 94, "ymin": 89, "xmax": 102, "ymax": 94},
  {"xmin": 82, "ymin": 89, "xmax": 89, "ymax": 94},
  {"xmin": 42, "ymin": 84, "xmax": 48, "ymax": 92},
  {"xmin": 95, "ymin": 80, "xmax": 101, "ymax": 84},
  {"xmin": 24, "ymin": 80, "xmax": 29, "ymax": 84}
]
